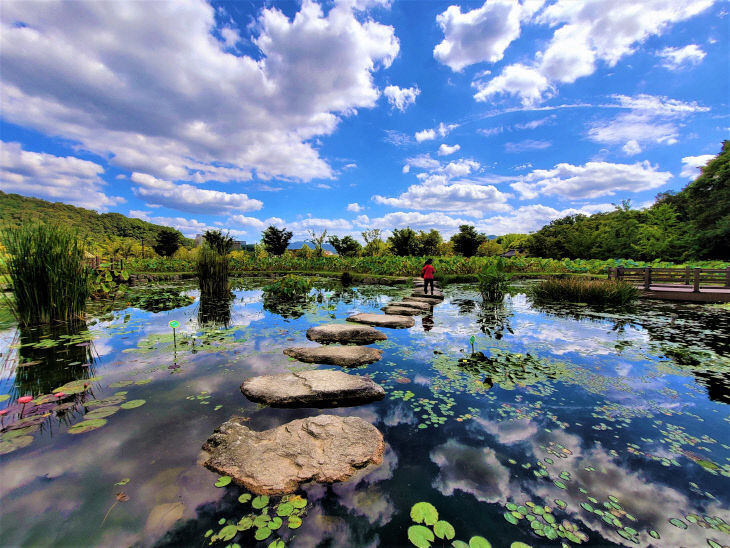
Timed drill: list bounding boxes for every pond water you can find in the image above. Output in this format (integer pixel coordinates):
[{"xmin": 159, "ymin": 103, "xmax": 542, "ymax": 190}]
[{"xmin": 1, "ymin": 279, "xmax": 729, "ymax": 548}]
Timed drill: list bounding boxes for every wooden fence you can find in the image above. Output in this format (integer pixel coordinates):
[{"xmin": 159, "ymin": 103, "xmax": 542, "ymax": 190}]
[
  {"xmin": 84, "ymin": 257, "xmax": 126, "ymax": 271},
  {"xmin": 608, "ymin": 267, "xmax": 730, "ymax": 292}
]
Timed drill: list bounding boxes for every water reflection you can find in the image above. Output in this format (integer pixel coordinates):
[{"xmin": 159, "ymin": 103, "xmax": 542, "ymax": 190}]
[{"xmin": 197, "ymin": 291, "xmax": 234, "ymax": 328}]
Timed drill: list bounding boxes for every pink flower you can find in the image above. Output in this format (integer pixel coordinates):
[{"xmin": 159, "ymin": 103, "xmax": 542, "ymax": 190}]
[
  {"xmin": 54, "ymin": 392, "xmax": 65, "ymax": 398},
  {"xmin": 18, "ymin": 396, "xmax": 33, "ymax": 404},
  {"xmin": 0, "ymin": 409, "xmax": 8, "ymax": 416}
]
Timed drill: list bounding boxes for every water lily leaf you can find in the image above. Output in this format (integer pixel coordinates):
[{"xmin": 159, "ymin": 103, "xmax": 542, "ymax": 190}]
[
  {"xmin": 218, "ymin": 525, "xmax": 237, "ymax": 541},
  {"xmin": 268, "ymin": 540, "xmax": 285, "ymax": 548},
  {"xmin": 291, "ymin": 495, "xmax": 307, "ymax": 508},
  {"xmin": 277, "ymin": 502, "xmax": 293, "ymax": 516},
  {"xmin": 252, "ymin": 495, "xmax": 270, "ymax": 509},
  {"xmin": 0, "ymin": 435, "xmax": 34, "ymax": 455},
  {"xmin": 237, "ymin": 517, "xmax": 253, "ymax": 531},
  {"xmin": 408, "ymin": 525, "xmax": 434, "ymax": 548},
  {"xmin": 452, "ymin": 542, "xmax": 469, "ymax": 548},
  {"xmin": 115, "ymin": 478, "xmax": 130, "ymax": 486},
  {"xmin": 504, "ymin": 512, "xmax": 519, "ymax": 525},
  {"xmin": 554, "ymin": 499, "xmax": 567, "ymax": 509},
  {"xmin": 649, "ymin": 530, "xmax": 660, "ymax": 539},
  {"xmin": 86, "ymin": 396, "xmax": 125, "ymax": 408},
  {"xmin": 434, "ymin": 520, "xmax": 455, "ymax": 540},
  {"xmin": 214, "ymin": 476, "xmax": 231, "ymax": 487},
  {"xmin": 0, "ymin": 394, "xmax": 9, "ymax": 402},
  {"xmin": 669, "ymin": 518, "xmax": 688, "ymax": 529},
  {"xmin": 268, "ymin": 517, "xmax": 283, "ymax": 530},
  {"xmin": 509, "ymin": 543, "xmax": 531, "ymax": 548},
  {"xmin": 468, "ymin": 536, "xmax": 491, "ymax": 548},
  {"xmin": 120, "ymin": 399, "xmax": 146, "ymax": 409},
  {"xmin": 238, "ymin": 493, "xmax": 252, "ymax": 504},
  {"xmin": 287, "ymin": 515, "xmax": 302, "ymax": 529},
  {"xmin": 109, "ymin": 380, "xmax": 134, "ymax": 388},
  {"xmin": 254, "ymin": 527, "xmax": 272, "ymax": 541},
  {"xmin": 411, "ymin": 502, "xmax": 439, "ymax": 525},
  {"xmin": 85, "ymin": 406, "xmax": 120, "ymax": 419},
  {"xmin": 68, "ymin": 418, "xmax": 107, "ymax": 434},
  {"xmin": 253, "ymin": 515, "xmax": 271, "ymax": 529},
  {"xmin": 553, "ymin": 480, "xmax": 567, "ymax": 489}
]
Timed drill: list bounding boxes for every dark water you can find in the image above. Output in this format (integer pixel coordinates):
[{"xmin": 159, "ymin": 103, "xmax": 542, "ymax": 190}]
[{"xmin": 1, "ymin": 280, "xmax": 729, "ymax": 548}]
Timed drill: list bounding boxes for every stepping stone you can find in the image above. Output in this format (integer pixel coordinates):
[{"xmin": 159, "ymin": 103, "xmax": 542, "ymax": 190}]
[
  {"xmin": 403, "ymin": 296, "xmax": 443, "ymax": 305},
  {"xmin": 283, "ymin": 345, "xmax": 383, "ymax": 367},
  {"xmin": 388, "ymin": 300, "xmax": 431, "ymax": 311},
  {"xmin": 410, "ymin": 291, "xmax": 444, "ymax": 301},
  {"xmin": 240, "ymin": 370, "xmax": 385, "ymax": 407},
  {"xmin": 382, "ymin": 305, "xmax": 426, "ymax": 316},
  {"xmin": 306, "ymin": 324, "xmax": 387, "ymax": 345},
  {"xmin": 202, "ymin": 415, "xmax": 385, "ymax": 495},
  {"xmin": 347, "ymin": 312, "xmax": 415, "ymax": 329}
]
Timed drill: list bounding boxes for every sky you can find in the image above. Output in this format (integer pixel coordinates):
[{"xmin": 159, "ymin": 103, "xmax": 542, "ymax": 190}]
[{"xmin": 0, "ymin": 0, "xmax": 728, "ymax": 242}]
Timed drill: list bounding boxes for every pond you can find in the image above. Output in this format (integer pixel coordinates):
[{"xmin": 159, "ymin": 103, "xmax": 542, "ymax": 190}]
[{"xmin": 0, "ymin": 279, "xmax": 729, "ymax": 547}]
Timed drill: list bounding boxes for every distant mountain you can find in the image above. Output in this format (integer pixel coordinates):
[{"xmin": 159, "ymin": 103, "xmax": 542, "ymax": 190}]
[
  {"xmin": 0, "ymin": 191, "xmax": 189, "ymax": 244},
  {"xmin": 287, "ymin": 240, "xmax": 336, "ymax": 253}
]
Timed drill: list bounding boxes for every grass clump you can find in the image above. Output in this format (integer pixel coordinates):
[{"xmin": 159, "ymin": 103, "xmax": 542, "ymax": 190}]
[
  {"xmin": 477, "ymin": 262, "xmax": 509, "ymax": 302},
  {"xmin": 531, "ymin": 278, "xmax": 638, "ymax": 306},
  {"xmin": 1, "ymin": 224, "xmax": 90, "ymax": 325},
  {"xmin": 197, "ymin": 244, "xmax": 229, "ymax": 296}
]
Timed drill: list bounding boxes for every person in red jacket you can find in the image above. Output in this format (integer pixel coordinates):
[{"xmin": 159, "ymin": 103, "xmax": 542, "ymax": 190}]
[{"xmin": 421, "ymin": 258, "xmax": 435, "ymax": 295}]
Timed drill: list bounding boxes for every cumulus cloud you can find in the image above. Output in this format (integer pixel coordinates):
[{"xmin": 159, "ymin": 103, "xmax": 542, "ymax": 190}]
[
  {"xmin": 0, "ymin": 0, "xmax": 399, "ymax": 183},
  {"xmin": 437, "ymin": 144, "xmax": 461, "ymax": 156},
  {"xmin": 657, "ymin": 44, "xmax": 706, "ymax": 70},
  {"xmin": 402, "ymin": 154, "xmax": 442, "ymax": 171},
  {"xmin": 346, "ymin": 202, "xmax": 364, "ymax": 212},
  {"xmin": 511, "ymin": 160, "xmax": 672, "ymax": 200},
  {"xmin": 383, "ymin": 85, "xmax": 420, "ymax": 111},
  {"xmin": 129, "ymin": 211, "xmax": 212, "ymax": 237},
  {"xmin": 622, "ymin": 139, "xmax": 642, "ymax": 155},
  {"xmin": 415, "ymin": 129, "xmax": 437, "ymax": 142},
  {"xmin": 130, "ymin": 172, "xmax": 262, "ymax": 214},
  {"xmin": 680, "ymin": 154, "xmax": 714, "ymax": 179},
  {"xmin": 415, "ymin": 122, "xmax": 458, "ymax": 142},
  {"xmin": 0, "ymin": 141, "xmax": 124, "ymax": 210},
  {"xmin": 227, "ymin": 215, "xmax": 286, "ymax": 229},
  {"xmin": 433, "ymin": 0, "xmax": 526, "ymax": 72},
  {"xmin": 474, "ymin": 0, "xmax": 714, "ymax": 104}
]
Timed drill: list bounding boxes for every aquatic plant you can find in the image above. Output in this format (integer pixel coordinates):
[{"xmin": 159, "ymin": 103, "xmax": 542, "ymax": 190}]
[
  {"xmin": 340, "ymin": 270, "xmax": 353, "ymax": 286},
  {"xmin": 129, "ymin": 290, "xmax": 194, "ymax": 312},
  {"xmin": 197, "ymin": 244, "xmax": 230, "ymax": 296},
  {"xmin": 477, "ymin": 261, "xmax": 509, "ymax": 302},
  {"xmin": 407, "ymin": 501, "xmax": 493, "ymax": 548},
  {"xmin": 0, "ymin": 223, "xmax": 91, "ymax": 325},
  {"xmin": 530, "ymin": 278, "xmax": 638, "ymax": 305}
]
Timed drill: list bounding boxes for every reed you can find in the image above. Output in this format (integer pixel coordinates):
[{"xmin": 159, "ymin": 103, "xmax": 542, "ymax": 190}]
[
  {"xmin": 477, "ymin": 263, "xmax": 509, "ymax": 302},
  {"xmin": 1, "ymin": 224, "xmax": 90, "ymax": 325},
  {"xmin": 530, "ymin": 278, "xmax": 638, "ymax": 305},
  {"xmin": 196, "ymin": 244, "xmax": 229, "ymax": 296}
]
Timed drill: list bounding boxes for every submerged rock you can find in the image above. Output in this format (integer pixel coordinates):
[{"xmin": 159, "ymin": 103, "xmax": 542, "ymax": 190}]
[
  {"xmin": 201, "ymin": 415, "xmax": 385, "ymax": 495},
  {"xmin": 382, "ymin": 305, "xmax": 426, "ymax": 316},
  {"xmin": 240, "ymin": 370, "xmax": 385, "ymax": 407},
  {"xmin": 283, "ymin": 345, "xmax": 383, "ymax": 367},
  {"xmin": 306, "ymin": 324, "xmax": 387, "ymax": 345},
  {"xmin": 346, "ymin": 312, "xmax": 415, "ymax": 328}
]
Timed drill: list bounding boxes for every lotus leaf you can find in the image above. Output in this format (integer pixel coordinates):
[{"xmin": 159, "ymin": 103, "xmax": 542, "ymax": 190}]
[{"xmin": 408, "ymin": 525, "xmax": 434, "ymax": 548}]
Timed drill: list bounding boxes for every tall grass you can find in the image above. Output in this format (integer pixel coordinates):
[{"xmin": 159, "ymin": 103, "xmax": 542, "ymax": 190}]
[
  {"xmin": 478, "ymin": 262, "xmax": 509, "ymax": 302},
  {"xmin": 196, "ymin": 244, "xmax": 229, "ymax": 296},
  {"xmin": 530, "ymin": 278, "xmax": 638, "ymax": 306},
  {"xmin": 1, "ymin": 224, "xmax": 90, "ymax": 325}
]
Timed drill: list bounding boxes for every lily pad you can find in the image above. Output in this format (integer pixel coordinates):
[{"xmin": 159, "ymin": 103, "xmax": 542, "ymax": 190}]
[
  {"xmin": 0, "ymin": 435, "xmax": 34, "ymax": 454},
  {"xmin": 268, "ymin": 517, "xmax": 283, "ymax": 530},
  {"xmin": 214, "ymin": 475, "xmax": 231, "ymax": 487},
  {"xmin": 291, "ymin": 496, "xmax": 307, "ymax": 508},
  {"xmin": 252, "ymin": 495, "xmax": 269, "ymax": 509},
  {"xmin": 287, "ymin": 515, "xmax": 302, "ymax": 529},
  {"xmin": 238, "ymin": 493, "xmax": 252, "ymax": 504},
  {"xmin": 277, "ymin": 502, "xmax": 293, "ymax": 516},
  {"xmin": 120, "ymin": 399, "xmax": 146, "ymax": 409},
  {"xmin": 469, "ymin": 536, "xmax": 491, "ymax": 548},
  {"xmin": 408, "ymin": 525, "xmax": 434, "ymax": 548},
  {"xmin": 411, "ymin": 502, "xmax": 439, "ymax": 526},
  {"xmin": 218, "ymin": 525, "xmax": 237, "ymax": 541},
  {"xmin": 254, "ymin": 527, "xmax": 271, "ymax": 541},
  {"xmin": 84, "ymin": 406, "xmax": 120, "ymax": 419},
  {"xmin": 68, "ymin": 418, "xmax": 107, "ymax": 434},
  {"xmin": 434, "ymin": 520, "xmax": 455, "ymax": 540},
  {"xmin": 669, "ymin": 518, "xmax": 688, "ymax": 529}
]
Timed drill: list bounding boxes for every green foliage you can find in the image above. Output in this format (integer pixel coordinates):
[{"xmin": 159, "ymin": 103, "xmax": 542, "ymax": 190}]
[
  {"xmin": 340, "ymin": 271, "xmax": 354, "ymax": 286},
  {"xmin": 154, "ymin": 228, "xmax": 183, "ymax": 257},
  {"xmin": 196, "ymin": 245, "xmax": 229, "ymax": 296},
  {"xmin": 361, "ymin": 228, "xmax": 387, "ymax": 256},
  {"xmin": 203, "ymin": 230, "xmax": 234, "ymax": 255},
  {"xmin": 477, "ymin": 239, "xmax": 504, "ymax": 257},
  {"xmin": 388, "ymin": 227, "xmax": 420, "ymax": 256},
  {"xmin": 262, "ymin": 225, "xmax": 293, "ymax": 255},
  {"xmin": 530, "ymin": 278, "xmax": 639, "ymax": 305},
  {"xmin": 451, "ymin": 225, "xmax": 487, "ymax": 257},
  {"xmin": 90, "ymin": 262, "xmax": 129, "ymax": 300},
  {"xmin": 307, "ymin": 229, "xmax": 328, "ymax": 257},
  {"xmin": 1, "ymin": 223, "xmax": 91, "ymax": 325},
  {"xmin": 408, "ymin": 502, "xmax": 491, "ymax": 548},
  {"xmin": 415, "ymin": 229, "xmax": 442, "ymax": 256},
  {"xmin": 263, "ymin": 274, "xmax": 312, "ymax": 300},
  {"xmin": 410, "ymin": 502, "xmax": 439, "ymax": 525},
  {"xmin": 129, "ymin": 290, "xmax": 194, "ymax": 312},
  {"xmin": 328, "ymin": 235, "xmax": 362, "ymax": 257},
  {"xmin": 477, "ymin": 261, "xmax": 509, "ymax": 302}
]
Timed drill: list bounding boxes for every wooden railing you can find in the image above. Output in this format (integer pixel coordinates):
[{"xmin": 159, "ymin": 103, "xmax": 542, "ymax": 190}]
[
  {"xmin": 84, "ymin": 257, "xmax": 126, "ymax": 271},
  {"xmin": 608, "ymin": 267, "xmax": 730, "ymax": 292}
]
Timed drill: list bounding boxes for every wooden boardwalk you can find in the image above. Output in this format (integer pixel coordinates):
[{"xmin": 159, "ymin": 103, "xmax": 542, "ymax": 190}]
[{"xmin": 609, "ymin": 267, "xmax": 730, "ymax": 303}]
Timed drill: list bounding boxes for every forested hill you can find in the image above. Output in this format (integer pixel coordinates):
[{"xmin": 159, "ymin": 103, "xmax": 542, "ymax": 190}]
[{"xmin": 0, "ymin": 191, "xmax": 188, "ymax": 244}]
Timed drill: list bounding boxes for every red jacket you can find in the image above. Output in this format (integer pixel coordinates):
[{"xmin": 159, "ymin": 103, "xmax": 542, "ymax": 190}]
[{"xmin": 422, "ymin": 264, "xmax": 435, "ymax": 279}]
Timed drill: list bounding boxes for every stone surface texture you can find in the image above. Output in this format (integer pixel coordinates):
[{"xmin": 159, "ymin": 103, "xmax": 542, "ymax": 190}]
[
  {"xmin": 382, "ymin": 305, "xmax": 425, "ymax": 316},
  {"xmin": 283, "ymin": 345, "xmax": 383, "ymax": 367},
  {"xmin": 388, "ymin": 300, "xmax": 431, "ymax": 311},
  {"xmin": 346, "ymin": 312, "xmax": 415, "ymax": 328},
  {"xmin": 240, "ymin": 370, "xmax": 385, "ymax": 407},
  {"xmin": 403, "ymin": 296, "xmax": 443, "ymax": 304},
  {"xmin": 410, "ymin": 291, "xmax": 444, "ymax": 300},
  {"xmin": 306, "ymin": 324, "xmax": 387, "ymax": 345},
  {"xmin": 201, "ymin": 415, "xmax": 385, "ymax": 494}
]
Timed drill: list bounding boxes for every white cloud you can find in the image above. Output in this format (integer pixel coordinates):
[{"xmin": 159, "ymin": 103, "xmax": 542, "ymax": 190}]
[
  {"xmin": 0, "ymin": 0, "xmax": 399, "ymax": 183},
  {"xmin": 0, "ymin": 141, "xmax": 124, "ymax": 211},
  {"xmin": 437, "ymin": 144, "xmax": 461, "ymax": 156},
  {"xmin": 403, "ymin": 154, "xmax": 442, "ymax": 171},
  {"xmin": 129, "ymin": 211, "xmax": 212, "ymax": 237},
  {"xmin": 680, "ymin": 154, "xmax": 714, "ymax": 179},
  {"xmin": 383, "ymin": 129, "xmax": 412, "ymax": 146},
  {"xmin": 130, "ymin": 172, "xmax": 262, "ymax": 214},
  {"xmin": 415, "ymin": 122, "xmax": 458, "ymax": 142},
  {"xmin": 227, "ymin": 215, "xmax": 286, "ymax": 229},
  {"xmin": 622, "ymin": 139, "xmax": 642, "ymax": 155},
  {"xmin": 504, "ymin": 139, "xmax": 551, "ymax": 153},
  {"xmin": 475, "ymin": 0, "xmax": 714, "ymax": 104},
  {"xmin": 433, "ymin": 0, "xmax": 524, "ymax": 71},
  {"xmin": 657, "ymin": 44, "xmax": 706, "ymax": 70},
  {"xmin": 444, "ymin": 159, "xmax": 480, "ymax": 177},
  {"xmin": 383, "ymin": 85, "xmax": 420, "ymax": 111},
  {"xmin": 347, "ymin": 202, "xmax": 364, "ymax": 212},
  {"xmin": 415, "ymin": 129, "xmax": 437, "ymax": 142},
  {"xmin": 511, "ymin": 160, "xmax": 672, "ymax": 200}
]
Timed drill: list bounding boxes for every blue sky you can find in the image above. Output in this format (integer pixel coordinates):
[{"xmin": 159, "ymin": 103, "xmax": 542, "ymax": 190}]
[{"xmin": 1, "ymin": 0, "xmax": 727, "ymax": 241}]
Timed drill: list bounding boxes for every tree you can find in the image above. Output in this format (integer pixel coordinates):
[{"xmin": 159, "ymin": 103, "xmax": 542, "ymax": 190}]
[
  {"xmin": 450, "ymin": 225, "xmax": 487, "ymax": 257},
  {"xmin": 415, "ymin": 229, "xmax": 442, "ymax": 256},
  {"xmin": 307, "ymin": 229, "xmax": 328, "ymax": 257},
  {"xmin": 328, "ymin": 235, "xmax": 362, "ymax": 257},
  {"xmin": 154, "ymin": 227, "xmax": 182, "ymax": 257},
  {"xmin": 203, "ymin": 229, "xmax": 234, "ymax": 255},
  {"xmin": 262, "ymin": 225, "xmax": 293, "ymax": 256},
  {"xmin": 388, "ymin": 227, "xmax": 419, "ymax": 256},
  {"xmin": 361, "ymin": 229, "xmax": 384, "ymax": 256},
  {"xmin": 477, "ymin": 239, "xmax": 504, "ymax": 257}
]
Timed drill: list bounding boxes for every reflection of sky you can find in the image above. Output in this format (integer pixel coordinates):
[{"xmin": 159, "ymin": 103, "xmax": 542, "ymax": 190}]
[{"xmin": 1, "ymin": 282, "xmax": 729, "ymax": 547}]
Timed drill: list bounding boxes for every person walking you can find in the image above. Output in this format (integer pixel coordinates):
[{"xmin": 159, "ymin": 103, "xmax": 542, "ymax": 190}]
[{"xmin": 421, "ymin": 258, "xmax": 435, "ymax": 295}]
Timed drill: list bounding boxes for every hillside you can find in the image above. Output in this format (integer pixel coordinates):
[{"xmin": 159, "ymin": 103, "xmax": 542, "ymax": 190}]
[{"xmin": 0, "ymin": 191, "xmax": 189, "ymax": 245}]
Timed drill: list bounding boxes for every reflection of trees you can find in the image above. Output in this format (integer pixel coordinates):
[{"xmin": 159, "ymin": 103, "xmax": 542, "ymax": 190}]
[
  {"xmin": 11, "ymin": 320, "xmax": 96, "ymax": 398},
  {"xmin": 198, "ymin": 291, "xmax": 234, "ymax": 328},
  {"xmin": 476, "ymin": 301, "xmax": 513, "ymax": 340}
]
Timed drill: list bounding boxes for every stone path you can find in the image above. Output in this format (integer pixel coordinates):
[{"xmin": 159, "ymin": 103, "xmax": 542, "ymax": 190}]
[
  {"xmin": 283, "ymin": 345, "xmax": 383, "ymax": 367},
  {"xmin": 346, "ymin": 312, "xmax": 415, "ymax": 328},
  {"xmin": 306, "ymin": 323, "xmax": 387, "ymax": 344}
]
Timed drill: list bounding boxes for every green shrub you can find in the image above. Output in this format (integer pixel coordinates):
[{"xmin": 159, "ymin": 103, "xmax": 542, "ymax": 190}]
[
  {"xmin": 477, "ymin": 262, "xmax": 509, "ymax": 302},
  {"xmin": 0, "ymin": 224, "xmax": 90, "ymax": 325},
  {"xmin": 196, "ymin": 245, "xmax": 229, "ymax": 296},
  {"xmin": 263, "ymin": 274, "xmax": 312, "ymax": 300},
  {"xmin": 530, "ymin": 278, "xmax": 638, "ymax": 305}
]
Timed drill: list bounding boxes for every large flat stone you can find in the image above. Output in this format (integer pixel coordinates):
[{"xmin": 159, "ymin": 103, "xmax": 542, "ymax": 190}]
[
  {"xmin": 240, "ymin": 370, "xmax": 385, "ymax": 407},
  {"xmin": 202, "ymin": 415, "xmax": 385, "ymax": 495},
  {"xmin": 283, "ymin": 345, "xmax": 383, "ymax": 367},
  {"xmin": 388, "ymin": 300, "xmax": 431, "ymax": 311},
  {"xmin": 382, "ymin": 305, "xmax": 426, "ymax": 316},
  {"xmin": 346, "ymin": 312, "xmax": 415, "ymax": 328},
  {"xmin": 410, "ymin": 291, "xmax": 444, "ymax": 301},
  {"xmin": 306, "ymin": 324, "xmax": 387, "ymax": 345},
  {"xmin": 403, "ymin": 296, "xmax": 443, "ymax": 305}
]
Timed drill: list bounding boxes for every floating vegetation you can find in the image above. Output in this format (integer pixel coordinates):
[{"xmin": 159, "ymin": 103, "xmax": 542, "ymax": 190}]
[
  {"xmin": 456, "ymin": 349, "xmax": 570, "ymax": 390},
  {"xmin": 129, "ymin": 290, "xmax": 195, "ymax": 312},
  {"xmin": 407, "ymin": 502, "xmax": 493, "ymax": 548},
  {"xmin": 502, "ymin": 500, "xmax": 588, "ymax": 543},
  {"xmin": 530, "ymin": 278, "xmax": 638, "ymax": 306}
]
